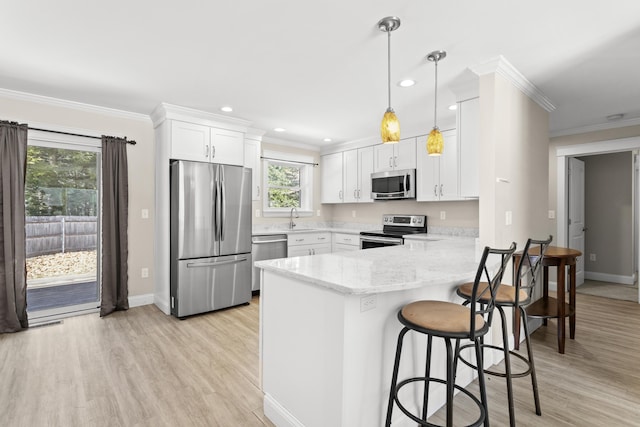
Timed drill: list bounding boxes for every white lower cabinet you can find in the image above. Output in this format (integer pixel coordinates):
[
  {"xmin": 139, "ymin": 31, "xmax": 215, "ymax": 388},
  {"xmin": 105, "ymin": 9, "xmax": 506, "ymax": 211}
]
[
  {"xmin": 287, "ymin": 232, "xmax": 331, "ymax": 257},
  {"xmin": 332, "ymin": 233, "xmax": 360, "ymax": 252}
]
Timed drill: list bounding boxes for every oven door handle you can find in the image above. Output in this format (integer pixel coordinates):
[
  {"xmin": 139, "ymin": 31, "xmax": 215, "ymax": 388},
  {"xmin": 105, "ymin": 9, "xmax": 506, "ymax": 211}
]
[{"xmin": 360, "ymin": 235, "xmax": 403, "ymax": 245}]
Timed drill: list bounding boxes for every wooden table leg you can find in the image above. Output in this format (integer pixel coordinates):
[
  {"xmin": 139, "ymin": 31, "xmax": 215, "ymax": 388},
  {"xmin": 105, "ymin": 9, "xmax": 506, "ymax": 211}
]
[
  {"xmin": 569, "ymin": 262, "xmax": 576, "ymax": 339},
  {"xmin": 513, "ymin": 255, "xmax": 521, "ymax": 350},
  {"xmin": 542, "ymin": 266, "xmax": 549, "ymax": 327},
  {"xmin": 557, "ymin": 260, "xmax": 566, "ymax": 354}
]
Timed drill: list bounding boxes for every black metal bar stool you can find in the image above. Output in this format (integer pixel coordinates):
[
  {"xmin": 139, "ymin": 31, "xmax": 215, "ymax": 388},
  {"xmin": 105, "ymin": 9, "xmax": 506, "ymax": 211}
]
[
  {"xmin": 455, "ymin": 236, "xmax": 552, "ymax": 427},
  {"xmin": 385, "ymin": 242, "xmax": 516, "ymax": 427}
]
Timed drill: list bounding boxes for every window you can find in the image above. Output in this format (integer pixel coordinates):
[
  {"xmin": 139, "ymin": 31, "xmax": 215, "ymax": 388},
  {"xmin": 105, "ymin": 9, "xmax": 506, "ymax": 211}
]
[{"xmin": 262, "ymin": 150, "xmax": 314, "ymax": 217}]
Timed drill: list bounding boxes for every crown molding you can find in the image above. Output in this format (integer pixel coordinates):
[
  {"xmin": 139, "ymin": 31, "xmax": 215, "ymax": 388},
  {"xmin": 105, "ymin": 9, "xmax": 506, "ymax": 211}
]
[
  {"xmin": 150, "ymin": 102, "xmax": 252, "ymax": 132},
  {"xmin": 550, "ymin": 116, "xmax": 640, "ymax": 138},
  {"xmin": 0, "ymin": 87, "xmax": 150, "ymax": 122},
  {"xmin": 470, "ymin": 55, "xmax": 556, "ymax": 113}
]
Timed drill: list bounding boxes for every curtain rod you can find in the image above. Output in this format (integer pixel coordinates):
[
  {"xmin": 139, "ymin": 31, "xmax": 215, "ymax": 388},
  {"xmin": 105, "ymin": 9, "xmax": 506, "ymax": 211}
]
[
  {"xmin": 261, "ymin": 156, "xmax": 318, "ymax": 166},
  {"xmin": 28, "ymin": 127, "xmax": 137, "ymax": 145}
]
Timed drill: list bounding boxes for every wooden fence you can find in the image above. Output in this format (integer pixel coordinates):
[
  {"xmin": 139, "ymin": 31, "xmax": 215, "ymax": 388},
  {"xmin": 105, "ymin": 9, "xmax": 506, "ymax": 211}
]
[{"xmin": 26, "ymin": 216, "xmax": 97, "ymax": 257}]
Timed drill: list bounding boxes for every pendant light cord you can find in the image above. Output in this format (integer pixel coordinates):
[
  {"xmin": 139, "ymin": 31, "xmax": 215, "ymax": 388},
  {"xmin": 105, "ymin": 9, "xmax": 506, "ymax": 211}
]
[
  {"xmin": 433, "ymin": 59, "xmax": 438, "ymax": 127},
  {"xmin": 387, "ymin": 30, "xmax": 392, "ymax": 110}
]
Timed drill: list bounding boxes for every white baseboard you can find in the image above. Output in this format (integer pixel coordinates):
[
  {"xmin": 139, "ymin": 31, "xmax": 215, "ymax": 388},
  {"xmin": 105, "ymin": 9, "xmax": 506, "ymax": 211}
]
[
  {"xmin": 153, "ymin": 296, "xmax": 171, "ymax": 314},
  {"xmin": 585, "ymin": 271, "xmax": 635, "ymax": 285},
  {"xmin": 129, "ymin": 293, "xmax": 154, "ymax": 308},
  {"xmin": 263, "ymin": 394, "xmax": 304, "ymax": 427}
]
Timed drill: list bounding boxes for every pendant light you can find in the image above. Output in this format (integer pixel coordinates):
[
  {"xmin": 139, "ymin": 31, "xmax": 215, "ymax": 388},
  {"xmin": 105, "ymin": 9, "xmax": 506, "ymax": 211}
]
[
  {"xmin": 378, "ymin": 16, "xmax": 401, "ymax": 144},
  {"xmin": 426, "ymin": 50, "xmax": 447, "ymax": 156}
]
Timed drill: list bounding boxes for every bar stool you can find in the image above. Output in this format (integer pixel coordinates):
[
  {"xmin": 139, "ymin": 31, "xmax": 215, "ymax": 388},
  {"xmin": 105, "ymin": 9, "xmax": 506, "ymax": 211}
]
[
  {"xmin": 455, "ymin": 236, "xmax": 552, "ymax": 427},
  {"xmin": 385, "ymin": 242, "xmax": 516, "ymax": 427}
]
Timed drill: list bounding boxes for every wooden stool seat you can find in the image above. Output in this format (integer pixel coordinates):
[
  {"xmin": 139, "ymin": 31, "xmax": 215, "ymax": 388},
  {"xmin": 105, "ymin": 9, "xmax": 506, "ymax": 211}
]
[
  {"xmin": 402, "ymin": 301, "xmax": 485, "ymax": 334},
  {"xmin": 457, "ymin": 282, "xmax": 528, "ymax": 305}
]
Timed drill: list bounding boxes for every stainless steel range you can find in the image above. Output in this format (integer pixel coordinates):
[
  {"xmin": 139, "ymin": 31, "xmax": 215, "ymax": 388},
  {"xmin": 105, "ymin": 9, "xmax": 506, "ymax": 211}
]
[{"xmin": 359, "ymin": 214, "xmax": 427, "ymax": 249}]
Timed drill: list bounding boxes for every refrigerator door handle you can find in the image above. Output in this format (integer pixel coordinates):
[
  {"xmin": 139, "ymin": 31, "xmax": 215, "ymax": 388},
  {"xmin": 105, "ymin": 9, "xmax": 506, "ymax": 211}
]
[
  {"xmin": 186, "ymin": 257, "xmax": 249, "ymax": 268},
  {"xmin": 215, "ymin": 167, "xmax": 222, "ymax": 242},
  {"xmin": 220, "ymin": 167, "xmax": 226, "ymax": 241}
]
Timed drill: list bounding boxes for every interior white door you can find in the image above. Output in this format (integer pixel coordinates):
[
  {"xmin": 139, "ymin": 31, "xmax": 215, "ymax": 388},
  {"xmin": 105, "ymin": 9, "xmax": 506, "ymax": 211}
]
[{"xmin": 568, "ymin": 157, "xmax": 585, "ymax": 286}]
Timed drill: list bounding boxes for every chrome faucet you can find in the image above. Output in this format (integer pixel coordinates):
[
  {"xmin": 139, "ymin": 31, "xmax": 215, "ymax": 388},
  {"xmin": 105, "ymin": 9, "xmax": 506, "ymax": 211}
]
[{"xmin": 289, "ymin": 207, "xmax": 299, "ymax": 229}]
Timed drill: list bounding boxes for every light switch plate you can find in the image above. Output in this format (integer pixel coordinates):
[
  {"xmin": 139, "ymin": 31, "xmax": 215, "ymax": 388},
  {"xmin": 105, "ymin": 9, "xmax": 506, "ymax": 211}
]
[{"xmin": 505, "ymin": 211, "xmax": 513, "ymax": 226}]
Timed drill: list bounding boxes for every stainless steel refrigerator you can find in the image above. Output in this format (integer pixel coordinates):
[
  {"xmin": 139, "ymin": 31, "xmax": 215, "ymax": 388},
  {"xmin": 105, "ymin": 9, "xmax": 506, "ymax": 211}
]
[{"xmin": 170, "ymin": 160, "xmax": 252, "ymax": 318}]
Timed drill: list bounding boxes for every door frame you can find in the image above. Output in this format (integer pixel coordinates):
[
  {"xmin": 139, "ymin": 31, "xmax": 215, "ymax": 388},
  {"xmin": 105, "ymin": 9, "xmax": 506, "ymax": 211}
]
[
  {"xmin": 26, "ymin": 128, "xmax": 103, "ymax": 323},
  {"xmin": 556, "ymin": 136, "xmax": 640, "ymax": 303}
]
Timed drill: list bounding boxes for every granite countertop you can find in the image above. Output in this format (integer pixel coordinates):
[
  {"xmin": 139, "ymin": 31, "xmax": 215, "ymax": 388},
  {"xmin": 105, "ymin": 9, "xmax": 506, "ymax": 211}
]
[
  {"xmin": 255, "ymin": 238, "xmax": 482, "ymax": 295},
  {"xmin": 252, "ymin": 227, "xmax": 365, "ymax": 236}
]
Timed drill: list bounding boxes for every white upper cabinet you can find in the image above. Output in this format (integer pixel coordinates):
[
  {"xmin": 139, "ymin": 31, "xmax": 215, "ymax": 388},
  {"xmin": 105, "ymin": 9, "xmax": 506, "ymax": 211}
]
[
  {"xmin": 321, "ymin": 152, "xmax": 344, "ymax": 203},
  {"xmin": 243, "ymin": 136, "xmax": 262, "ymax": 201},
  {"xmin": 168, "ymin": 121, "xmax": 244, "ymax": 166},
  {"xmin": 373, "ymin": 138, "xmax": 417, "ymax": 172},
  {"xmin": 170, "ymin": 121, "xmax": 210, "ymax": 162},
  {"xmin": 458, "ymin": 97, "xmax": 480, "ymax": 198},
  {"xmin": 416, "ymin": 130, "xmax": 458, "ymax": 201},
  {"xmin": 343, "ymin": 146, "xmax": 374, "ymax": 203},
  {"xmin": 211, "ymin": 128, "xmax": 244, "ymax": 166}
]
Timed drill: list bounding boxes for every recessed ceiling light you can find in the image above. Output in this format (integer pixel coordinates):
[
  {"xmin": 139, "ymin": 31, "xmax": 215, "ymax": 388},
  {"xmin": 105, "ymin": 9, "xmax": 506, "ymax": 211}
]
[
  {"xmin": 274, "ymin": 127, "xmax": 286, "ymax": 132},
  {"xmin": 448, "ymin": 104, "xmax": 458, "ymax": 111},
  {"xmin": 323, "ymin": 138, "xmax": 332, "ymax": 142},
  {"xmin": 398, "ymin": 79, "xmax": 416, "ymax": 87},
  {"xmin": 220, "ymin": 106, "xmax": 233, "ymax": 112}
]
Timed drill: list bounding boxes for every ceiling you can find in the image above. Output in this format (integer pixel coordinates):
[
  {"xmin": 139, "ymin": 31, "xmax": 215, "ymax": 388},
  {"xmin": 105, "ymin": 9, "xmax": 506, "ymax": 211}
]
[{"xmin": 2, "ymin": 1, "xmax": 639, "ymax": 148}]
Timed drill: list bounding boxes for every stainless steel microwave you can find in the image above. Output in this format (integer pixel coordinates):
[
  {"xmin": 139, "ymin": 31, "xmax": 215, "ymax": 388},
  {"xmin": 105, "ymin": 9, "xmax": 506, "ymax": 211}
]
[{"xmin": 371, "ymin": 169, "xmax": 416, "ymax": 200}]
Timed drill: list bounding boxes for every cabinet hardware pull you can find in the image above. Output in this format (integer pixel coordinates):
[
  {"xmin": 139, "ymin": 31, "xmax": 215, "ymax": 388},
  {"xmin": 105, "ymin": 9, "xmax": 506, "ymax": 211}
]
[
  {"xmin": 211, "ymin": 146, "xmax": 216, "ymax": 158},
  {"xmin": 354, "ymin": 189, "xmax": 357, "ymax": 199},
  {"xmin": 205, "ymin": 145, "xmax": 209, "ymax": 158},
  {"xmin": 339, "ymin": 190, "xmax": 343, "ymax": 200},
  {"xmin": 394, "ymin": 156, "xmax": 398, "ymax": 167},
  {"xmin": 434, "ymin": 185, "xmax": 438, "ymax": 197},
  {"xmin": 440, "ymin": 184, "xmax": 443, "ymax": 197},
  {"xmin": 257, "ymin": 185, "xmax": 260, "ymax": 197},
  {"xmin": 389, "ymin": 157, "xmax": 392, "ymax": 168}
]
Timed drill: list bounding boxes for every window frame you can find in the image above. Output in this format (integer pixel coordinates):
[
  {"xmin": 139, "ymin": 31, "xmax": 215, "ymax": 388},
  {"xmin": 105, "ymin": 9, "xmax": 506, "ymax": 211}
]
[{"xmin": 261, "ymin": 150, "xmax": 314, "ymax": 218}]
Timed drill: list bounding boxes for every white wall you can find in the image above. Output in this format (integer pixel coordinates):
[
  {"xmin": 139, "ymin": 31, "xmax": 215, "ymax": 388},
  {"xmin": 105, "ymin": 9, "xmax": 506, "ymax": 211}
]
[{"xmin": 0, "ymin": 91, "xmax": 155, "ymax": 302}]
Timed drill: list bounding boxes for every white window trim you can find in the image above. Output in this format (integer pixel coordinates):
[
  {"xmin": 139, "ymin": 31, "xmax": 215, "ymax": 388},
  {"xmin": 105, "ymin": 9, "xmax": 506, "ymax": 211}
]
[{"xmin": 262, "ymin": 150, "xmax": 314, "ymax": 218}]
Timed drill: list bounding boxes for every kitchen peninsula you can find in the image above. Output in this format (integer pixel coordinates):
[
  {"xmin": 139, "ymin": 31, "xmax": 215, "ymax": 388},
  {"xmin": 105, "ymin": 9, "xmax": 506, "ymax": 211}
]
[{"xmin": 256, "ymin": 238, "xmax": 495, "ymax": 427}]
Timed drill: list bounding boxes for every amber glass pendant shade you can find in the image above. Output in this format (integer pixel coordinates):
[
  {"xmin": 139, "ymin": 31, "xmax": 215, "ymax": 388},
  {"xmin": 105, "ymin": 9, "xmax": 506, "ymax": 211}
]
[
  {"xmin": 426, "ymin": 127, "xmax": 443, "ymax": 156},
  {"xmin": 381, "ymin": 109, "xmax": 400, "ymax": 143}
]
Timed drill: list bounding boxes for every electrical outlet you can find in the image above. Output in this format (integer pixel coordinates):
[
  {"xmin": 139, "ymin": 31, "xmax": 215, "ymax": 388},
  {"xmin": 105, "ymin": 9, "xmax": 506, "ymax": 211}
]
[
  {"xmin": 141, "ymin": 209, "xmax": 149, "ymax": 219},
  {"xmin": 141, "ymin": 268, "xmax": 149, "ymax": 278},
  {"xmin": 440, "ymin": 211, "xmax": 446, "ymax": 220},
  {"xmin": 255, "ymin": 209, "xmax": 261, "ymax": 217},
  {"xmin": 317, "ymin": 210, "xmax": 321, "ymax": 216},
  {"xmin": 590, "ymin": 253, "xmax": 596, "ymax": 262},
  {"xmin": 548, "ymin": 210, "xmax": 556, "ymax": 219},
  {"xmin": 505, "ymin": 211, "xmax": 513, "ymax": 226},
  {"xmin": 352, "ymin": 210, "xmax": 356, "ymax": 218},
  {"xmin": 360, "ymin": 294, "xmax": 377, "ymax": 312}
]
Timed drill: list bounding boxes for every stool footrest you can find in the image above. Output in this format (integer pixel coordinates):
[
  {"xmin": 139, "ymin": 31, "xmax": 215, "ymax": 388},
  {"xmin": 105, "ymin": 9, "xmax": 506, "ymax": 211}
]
[
  {"xmin": 393, "ymin": 376, "xmax": 485, "ymax": 427},
  {"xmin": 458, "ymin": 343, "xmax": 533, "ymax": 379}
]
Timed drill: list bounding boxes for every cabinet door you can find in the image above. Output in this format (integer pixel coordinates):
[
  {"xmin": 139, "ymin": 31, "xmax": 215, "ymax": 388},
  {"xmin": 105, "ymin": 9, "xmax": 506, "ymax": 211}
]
[
  {"xmin": 244, "ymin": 138, "xmax": 261, "ymax": 201},
  {"xmin": 343, "ymin": 149, "xmax": 359, "ymax": 203},
  {"xmin": 395, "ymin": 137, "xmax": 417, "ymax": 170},
  {"xmin": 459, "ymin": 97, "xmax": 480, "ymax": 198},
  {"xmin": 373, "ymin": 144, "xmax": 395, "ymax": 172},
  {"xmin": 287, "ymin": 246, "xmax": 313, "ymax": 257},
  {"xmin": 211, "ymin": 128, "xmax": 244, "ymax": 166},
  {"xmin": 321, "ymin": 152, "xmax": 344, "ymax": 203},
  {"xmin": 357, "ymin": 146, "xmax": 374, "ymax": 202},
  {"xmin": 312, "ymin": 244, "xmax": 332, "ymax": 255},
  {"xmin": 170, "ymin": 121, "xmax": 210, "ymax": 161},
  {"xmin": 439, "ymin": 130, "xmax": 459, "ymax": 200},
  {"xmin": 416, "ymin": 138, "xmax": 440, "ymax": 201}
]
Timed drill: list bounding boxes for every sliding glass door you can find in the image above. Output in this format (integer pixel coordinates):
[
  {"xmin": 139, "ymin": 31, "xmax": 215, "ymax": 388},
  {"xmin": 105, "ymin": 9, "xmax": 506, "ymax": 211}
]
[{"xmin": 25, "ymin": 134, "xmax": 101, "ymax": 322}]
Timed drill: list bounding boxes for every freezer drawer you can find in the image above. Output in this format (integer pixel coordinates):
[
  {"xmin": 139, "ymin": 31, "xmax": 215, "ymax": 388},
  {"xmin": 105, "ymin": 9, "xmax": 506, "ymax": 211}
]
[{"xmin": 172, "ymin": 253, "xmax": 251, "ymax": 317}]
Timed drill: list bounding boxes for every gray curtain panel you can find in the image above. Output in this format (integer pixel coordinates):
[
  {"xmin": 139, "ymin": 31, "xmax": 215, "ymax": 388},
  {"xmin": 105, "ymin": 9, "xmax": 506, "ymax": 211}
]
[
  {"xmin": 0, "ymin": 121, "xmax": 28, "ymax": 332},
  {"xmin": 100, "ymin": 136, "xmax": 129, "ymax": 317}
]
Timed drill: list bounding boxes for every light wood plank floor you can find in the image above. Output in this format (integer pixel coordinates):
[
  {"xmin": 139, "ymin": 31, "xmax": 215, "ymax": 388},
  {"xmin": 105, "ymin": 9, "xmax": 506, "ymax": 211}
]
[{"xmin": 1, "ymin": 293, "xmax": 639, "ymax": 426}]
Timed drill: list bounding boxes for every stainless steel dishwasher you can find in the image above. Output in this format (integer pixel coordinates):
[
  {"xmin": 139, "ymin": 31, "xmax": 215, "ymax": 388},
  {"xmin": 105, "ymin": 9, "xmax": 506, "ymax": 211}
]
[{"xmin": 251, "ymin": 234, "xmax": 288, "ymax": 291}]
